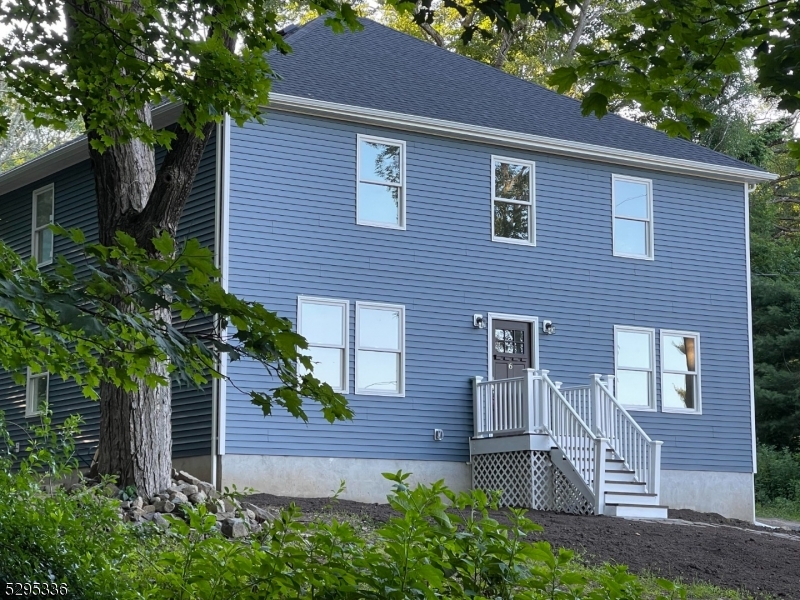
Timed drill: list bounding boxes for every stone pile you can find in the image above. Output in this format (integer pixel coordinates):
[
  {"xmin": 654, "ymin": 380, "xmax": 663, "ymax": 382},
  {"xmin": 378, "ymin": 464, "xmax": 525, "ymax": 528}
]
[{"xmin": 105, "ymin": 469, "xmax": 277, "ymax": 538}]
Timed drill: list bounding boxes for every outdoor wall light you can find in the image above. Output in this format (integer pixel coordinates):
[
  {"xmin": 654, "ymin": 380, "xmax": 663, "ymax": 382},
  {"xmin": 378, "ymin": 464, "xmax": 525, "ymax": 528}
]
[
  {"xmin": 542, "ymin": 320, "xmax": 556, "ymax": 335},
  {"xmin": 473, "ymin": 314, "xmax": 486, "ymax": 329}
]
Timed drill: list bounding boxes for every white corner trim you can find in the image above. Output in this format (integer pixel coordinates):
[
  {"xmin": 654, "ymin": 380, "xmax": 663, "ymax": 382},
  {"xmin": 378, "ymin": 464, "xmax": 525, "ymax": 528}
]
[
  {"xmin": 611, "ymin": 174, "xmax": 654, "ymax": 261},
  {"xmin": 659, "ymin": 329, "xmax": 702, "ymax": 415},
  {"xmin": 215, "ymin": 114, "xmax": 231, "ymax": 457},
  {"xmin": 490, "ymin": 155, "xmax": 536, "ymax": 246},
  {"xmin": 486, "ymin": 312, "xmax": 540, "ymax": 379},
  {"xmin": 613, "ymin": 324, "xmax": 657, "ymax": 411},
  {"xmin": 267, "ymin": 94, "xmax": 777, "ymax": 185},
  {"xmin": 744, "ymin": 183, "xmax": 757, "ymax": 474}
]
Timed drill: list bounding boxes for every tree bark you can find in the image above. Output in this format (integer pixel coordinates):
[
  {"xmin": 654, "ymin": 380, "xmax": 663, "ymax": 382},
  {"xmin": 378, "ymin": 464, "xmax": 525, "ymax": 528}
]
[{"xmin": 565, "ymin": 0, "xmax": 592, "ymax": 62}]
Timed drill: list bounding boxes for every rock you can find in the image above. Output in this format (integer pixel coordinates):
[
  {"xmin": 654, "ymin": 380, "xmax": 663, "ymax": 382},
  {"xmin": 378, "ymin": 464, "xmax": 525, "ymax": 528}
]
[
  {"xmin": 217, "ymin": 511, "xmax": 235, "ymax": 520},
  {"xmin": 154, "ymin": 500, "xmax": 175, "ymax": 513},
  {"xmin": 221, "ymin": 518, "xmax": 247, "ymax": 539},
  {"xmin": 152, "ymin": 513, "xmax": 171, "ymax": 529},
  {"xmin": 131, "ymin": 496, "xmax": 144, "ymax": 510},
  {"xmin": 198, "ymin": 482, "xmax": 218, "ymax": 498},
  {"xmin": 242, "ymin": 502, "xmax": 278, "ymax": 524},
  {"xmin": 176, "ymin": 471, "xmax": 201, "ymax": 486},
  {"xmin": 222, "ymin": 498, "xmax": 237, "ymax": 513},
  {"xmin": 125, "ymin": 508, "xmax": 144, "ymax": 522},
  {"xmin": 142, "ymin": 504, "xmax": 156, "ymax": 514},
  {"xmin": 168, "ymin": 485, "xmax": 182, "ymax": 495},
  {"xmin": 120, "ymin": 501, "xmax": 131, "ymax": 510},
  {"xmin": 244, "ymin": 509, "xmax": 255, "ymax": 521},
  {"xmin": 205, "ymin": 499, "xmax": 225, "ymax": 514},
  {"xmin": 150, "ymin": 495, "xmax": 162, "ymax": 504},
  {"xmin": 249, "ymin": 522, "xmax": 263, "ymax": 535},
  {"xmin": 170, "ymin": 492, "xmax": 189, "ymax": 505},
  {"xmin": 181, "ymin": 484, "xmax": 199, "ymax": 496},
  {"xmin": 189, "ymin": 491, "xmax": 207, "ymax": 505},
  {"xmin": 102, "ymin": 483, "xmax": 120, "ymax": 498}
]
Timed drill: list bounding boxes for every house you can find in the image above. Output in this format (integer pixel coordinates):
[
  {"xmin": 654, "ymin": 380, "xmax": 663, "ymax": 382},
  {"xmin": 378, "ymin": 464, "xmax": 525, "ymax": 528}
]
[{"xmin": 0, "ymin": 18, "xmax": 775, "ymax": 521}]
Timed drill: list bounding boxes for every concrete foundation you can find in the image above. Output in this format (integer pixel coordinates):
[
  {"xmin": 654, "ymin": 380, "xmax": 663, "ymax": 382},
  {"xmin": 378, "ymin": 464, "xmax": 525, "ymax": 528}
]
[
  {"xmin": 659, "ymin": 469, "xmax": 755, "ymax": 521},
  {"xmin": 173, "ymin": 455, "xmax": 213, "ymax": 483},
  {"xmin": 220, "ymin": 454, "xmax": 471, "ymax": 503}
]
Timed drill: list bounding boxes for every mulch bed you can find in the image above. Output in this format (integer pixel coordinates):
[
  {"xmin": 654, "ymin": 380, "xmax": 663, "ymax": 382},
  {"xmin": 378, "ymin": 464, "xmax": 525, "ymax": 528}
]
[{"xmin": 248, "ymin": 493, "xmax": 800, "ymax": 599}]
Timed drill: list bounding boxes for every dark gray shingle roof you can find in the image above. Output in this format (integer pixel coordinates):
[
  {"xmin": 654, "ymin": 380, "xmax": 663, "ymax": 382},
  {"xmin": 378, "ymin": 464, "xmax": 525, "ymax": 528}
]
[{"xmin": 269, "ymin": 17, "xmax": 763, "ymax": 173}]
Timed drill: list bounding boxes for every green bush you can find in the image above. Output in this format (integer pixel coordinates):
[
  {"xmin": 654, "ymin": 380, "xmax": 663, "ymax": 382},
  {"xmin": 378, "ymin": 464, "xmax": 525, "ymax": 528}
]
[
  {"xmin": 1, "ymin": 412, "xmax": 690, "ymax": 600},
  {"xmin": 755, "ymin": 444, "xmax": 800, "ymax": 519}
]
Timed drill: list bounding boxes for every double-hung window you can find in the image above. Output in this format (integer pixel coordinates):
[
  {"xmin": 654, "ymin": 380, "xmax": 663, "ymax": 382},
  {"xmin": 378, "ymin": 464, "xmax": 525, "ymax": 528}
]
[
  {"xmin": 614, "ymin": 326, "xmax": 655, "ymax": 410},
  {"xmin": 357, "ymin": 135, "xmax": 405, "ymax": 229},
  {"xmin": 355, "ymin": 302, "xmax": 405, "ymax": 396},
  {"xmin": 297, "ymin": 297, "xmax": 349, "ymax": 393},
  {"xmin": 612, "ymin": 175, "xmax": 653, "ymax": 259},
  {"xmin": 661, "ymin": 330, "xmax": 701, "ymax": 413},
  {"xmin": 26, "ymin": 368, "xmax": 49, "ymax": 417},
  {"xmin": 32, "ymin": 184, "xmax": 54, "ymax": 265},
  {"xmin": 492, "ymin": 156, "xmax": 535, "ymax": 244}
]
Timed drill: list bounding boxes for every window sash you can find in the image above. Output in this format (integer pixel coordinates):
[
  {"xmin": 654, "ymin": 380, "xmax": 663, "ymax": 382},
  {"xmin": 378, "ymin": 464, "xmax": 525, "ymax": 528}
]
[
  {"xmin": 297, "ymin": 297, "xmax": 349, "ymax": 393},
  {"xmin": 612, "ymin": 175, "xmax": 653, "ymax": 259},
  {"xmin": 614, "ymin": 326, "xmax": 655, "ymax": 410},
  {"xmin": 491, "ymin": 156, "xmax": 535, "ymax": 244},
  {"xmin": 32, "ymin": 185, "xmax": 54, "ymax": 264},
  {"xmin": 26, "ymin": 371, "xmax": 49, "ymax": 417},
  {"xmin": 356, "ymin": 135, "xmax": 405, "ymax": 229},
  {"xmin": 660, "ymin": 330, "xmax": 701, "ymax": 413},
  {"xmin": 355, "ymin": 302, "xmax": 405, "ymax": 396}
]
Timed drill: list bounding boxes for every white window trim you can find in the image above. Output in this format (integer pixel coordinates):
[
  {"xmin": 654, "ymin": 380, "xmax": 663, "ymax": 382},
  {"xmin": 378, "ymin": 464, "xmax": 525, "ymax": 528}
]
[
  {"xmin": 297, "ymin": 296, "xmax": 350, "ymax": 394},
  {"xmin": 486, "ymin": 312, "xmax": 539, "ymax": 380},
  {"xmin": 354, "ymin": 301, "xmax": 405, "ymax": 397},
  {"xmin": 25, "ymin": 368, "xmax": 49, "ymax": 418},
  {"xmin": 660, "ymin": 329, "xmax": 702, "ymax": 415},
  {"xmin": 612, "ymin": 174, "xmax": 654, "ymax": 260},
  {"xmin": 31, "ymin": 183, "xmax": 55, "ymax": 266},
  {"xmin": 491, "ymin": 155, "xmax": 536, "ymax": 246},
  {"xmin": 613, "ymin": 325, "xmax": 656, "ymax": 411},
  {"xmin": 356, "ymin": 134, "xmax": 406, "ymax": 230}
]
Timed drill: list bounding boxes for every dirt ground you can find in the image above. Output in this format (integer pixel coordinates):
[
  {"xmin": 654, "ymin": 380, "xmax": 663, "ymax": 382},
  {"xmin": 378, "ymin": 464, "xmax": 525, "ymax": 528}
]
[{"xmin": 248, "ymin": 494, "xmax": 800, "ymax": 599}]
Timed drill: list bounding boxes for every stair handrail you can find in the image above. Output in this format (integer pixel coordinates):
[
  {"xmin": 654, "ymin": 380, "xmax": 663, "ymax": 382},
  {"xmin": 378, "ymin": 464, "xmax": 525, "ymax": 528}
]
[
  {"xmin": 592, "ymin": 375, "xmax": 663, "ymax": 496},
  {"xmin": 538, "ymin": 370, "xmax": 608, "ymax": 512}
]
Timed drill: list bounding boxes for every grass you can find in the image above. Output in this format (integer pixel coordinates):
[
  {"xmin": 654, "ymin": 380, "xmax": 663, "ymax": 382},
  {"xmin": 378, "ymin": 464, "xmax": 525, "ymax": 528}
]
[{"xmin": 756, "ymin": 501, "xmax": 800, "ymax": 523}]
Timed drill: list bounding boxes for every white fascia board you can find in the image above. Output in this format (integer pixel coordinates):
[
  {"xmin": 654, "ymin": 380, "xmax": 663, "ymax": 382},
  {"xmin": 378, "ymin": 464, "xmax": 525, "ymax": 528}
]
[
  {"xmin": 0, "ymin": 103, "xmax": 184, "ymax": 197},
  {"xmin": 267, "ymin": 94, "xmax": 777, "ymax": 185}
]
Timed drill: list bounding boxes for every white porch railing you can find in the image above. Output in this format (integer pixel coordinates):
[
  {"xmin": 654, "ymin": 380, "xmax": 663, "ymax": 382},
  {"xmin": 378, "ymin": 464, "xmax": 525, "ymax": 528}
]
[{"xmin": 472, "ymin": 376, "xmax": 529, "ymax": 437}]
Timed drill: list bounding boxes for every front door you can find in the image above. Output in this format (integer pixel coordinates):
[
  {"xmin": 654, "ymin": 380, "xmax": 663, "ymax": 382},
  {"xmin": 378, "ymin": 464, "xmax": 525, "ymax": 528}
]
[{"xmin": 492, "ymin": 320, "xmax": 533, "ymax": 380}]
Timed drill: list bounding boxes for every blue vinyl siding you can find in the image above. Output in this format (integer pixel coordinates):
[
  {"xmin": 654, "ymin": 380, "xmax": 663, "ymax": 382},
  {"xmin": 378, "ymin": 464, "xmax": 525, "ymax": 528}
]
[
  {"xmin": 225, "ymin": 111, "xmax": 753, "ymax": 473},
  {"xmin": 0, "ymin": 133, "xmax": 218, "ymax": 461}
]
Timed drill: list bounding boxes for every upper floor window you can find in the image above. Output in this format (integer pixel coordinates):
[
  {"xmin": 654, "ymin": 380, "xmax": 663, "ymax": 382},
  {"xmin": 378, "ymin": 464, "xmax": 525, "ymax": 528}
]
[
  {"xmin": 614, "ymin": 326, "xmax": 655, "ymax": 410},
  {"xmin": 297, "ymin": 297, "xmax": 349, "ymax": 393},
  {"xmin": 492, "ymin": 156, "xmax": 535, "ymax": 245},
  {"xmin": 612, "ymin": 175, "xmax": 653, "ymax": 260},
  {"xmin": 32, "ymin": 184, "xmax": 54, "ymax": 265},
  {"xmin": 355, "ymin": 302, "xmax": 405, "ymax": 396},
  {"xmin": 661, "ymin": 330, "xmax": 701, "ymax": 414},
  {"xmin": 26, "ymin": 368, "xmax": 49, "ymax": 417},
  {"xmin": 357, "ymin": 135, "xmax": 405, "ymax": 230}
]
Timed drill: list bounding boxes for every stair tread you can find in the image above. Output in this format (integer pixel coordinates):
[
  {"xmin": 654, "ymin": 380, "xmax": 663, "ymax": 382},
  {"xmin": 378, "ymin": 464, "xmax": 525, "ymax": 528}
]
[
  {"xmin": 605, "ymin": 492, "xmax": 658, "ymax": 497},
  {"xmin": 604, "ymin": 480, "xmax": 646, "ymax": 485},
  {"xmin": 605, "ymin": 503, "xmax": 669, "ymax": 509}
]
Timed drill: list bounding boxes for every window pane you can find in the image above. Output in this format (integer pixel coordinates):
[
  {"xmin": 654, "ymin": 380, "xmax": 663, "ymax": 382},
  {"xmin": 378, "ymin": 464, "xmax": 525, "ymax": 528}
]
[
  {"xmin": 359, "ymin": 141, "xmax": 401, "ymax": 184},
  {"xmin": 617, "ymin": 330, "xmax": 652, "ymax": 369},
  {"xmin": 614, "ymin": 180, "xmax": 649, "ymax": 219},
  {"xmin": 357, "ymin": 350, "xmax": 399, "ymax": 392},
  {"xmin": 663, "ymin": 335, "xmax": 697, "ymax": 372},
  {"xmin": 358, "ymin": 182, "xmax": 400, "ymax": 226},
  {"xmin": 494, "ymin": 201, "xmax": 529, "ymax": 241},
  {"xmin": 359, "ymin": 308, "xmax": 400, "ymax": 350},
  {"xmin": 300, "ymin": 302, "xmax": 344, "ymax": 346},
  {"xmin": 37, "ymin": 228, "xmax": 53, "ymax": 262},
  {"xmin": 617, "ymin": 369, "xmax": 651, "ymax": 406},
  {"xmin": 30, "ymin": 375, "xmax": 48, "ymax": 413},
  {"xmin": 300, "ymin": 346, "xmax": 344, "ymax": 390},
  {"xmin": 36, "ymin": 189, "xmax": 53, "ymax": 228},
  {"xmin": 494, "ymin": 161, "xmax": 530, "ymax": 201},
  {"xmin": 663, "ymin": 373, "xmax": 696, "ymax": 410},
  {"xmin": 614, "ymin": 218, "xmax": 648, "ymax": 256}
]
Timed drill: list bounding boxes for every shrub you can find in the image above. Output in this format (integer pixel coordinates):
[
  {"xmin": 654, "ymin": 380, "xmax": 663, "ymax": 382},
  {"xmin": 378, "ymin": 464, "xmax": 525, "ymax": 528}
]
[
  {"xmin": 1, "ymin": 412, "xmax": 689, "ymax": 600},
  {"xmin": 755, "ymin": 444, "xmax": 800, "ymax": 519}
]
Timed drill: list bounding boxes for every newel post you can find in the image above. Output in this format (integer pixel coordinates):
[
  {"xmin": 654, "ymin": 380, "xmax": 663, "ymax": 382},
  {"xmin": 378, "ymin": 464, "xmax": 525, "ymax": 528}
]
[
  {"xmin": 538, "ymin": 369, "xmax": 550, "ymax": 432},
  {"xmin": 523, "ymin": 369, "xmax": 536, "ymax": 433},
  {"xmin": 594, "ymin": 437, "xmax": 609, "ymax": 515},
  {"xmin": 472, "ymin": 376, "xmax": 484, "ymax": 438},
  {"xmin": 649, "ymin": 440, "xmax": 663, "ymax": 498},
  {"xmin": 590, "ymin": 374, "xmax": 603, "ymax": 436}
]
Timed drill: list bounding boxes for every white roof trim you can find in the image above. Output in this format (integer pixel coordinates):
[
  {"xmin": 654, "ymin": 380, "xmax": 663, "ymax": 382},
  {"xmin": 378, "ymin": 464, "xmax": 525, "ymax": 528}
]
[
  {"xmin": 0, "ymin": 103, "xmax": 183, "ymax": 197},
  {"xmin": 267, "ymin": 93, "xmax": 776, "ymax": 184},
  {"xmin": 0, "ymin": 95, "xmax": 775, "ymax": 196}
]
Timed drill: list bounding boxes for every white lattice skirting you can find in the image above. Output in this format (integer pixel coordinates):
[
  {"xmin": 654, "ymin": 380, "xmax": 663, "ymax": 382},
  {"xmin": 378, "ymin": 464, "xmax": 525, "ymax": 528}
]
[{"xmin": 472, "ymin": 450, "xmax": 593, "ymax": 515}]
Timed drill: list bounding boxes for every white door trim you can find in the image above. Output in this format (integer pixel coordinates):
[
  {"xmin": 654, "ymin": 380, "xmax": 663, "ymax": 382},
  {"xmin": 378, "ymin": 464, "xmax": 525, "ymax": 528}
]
[{"xmin": 486, "ymin": 312, "xmax": 539, "ymax": 380}]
